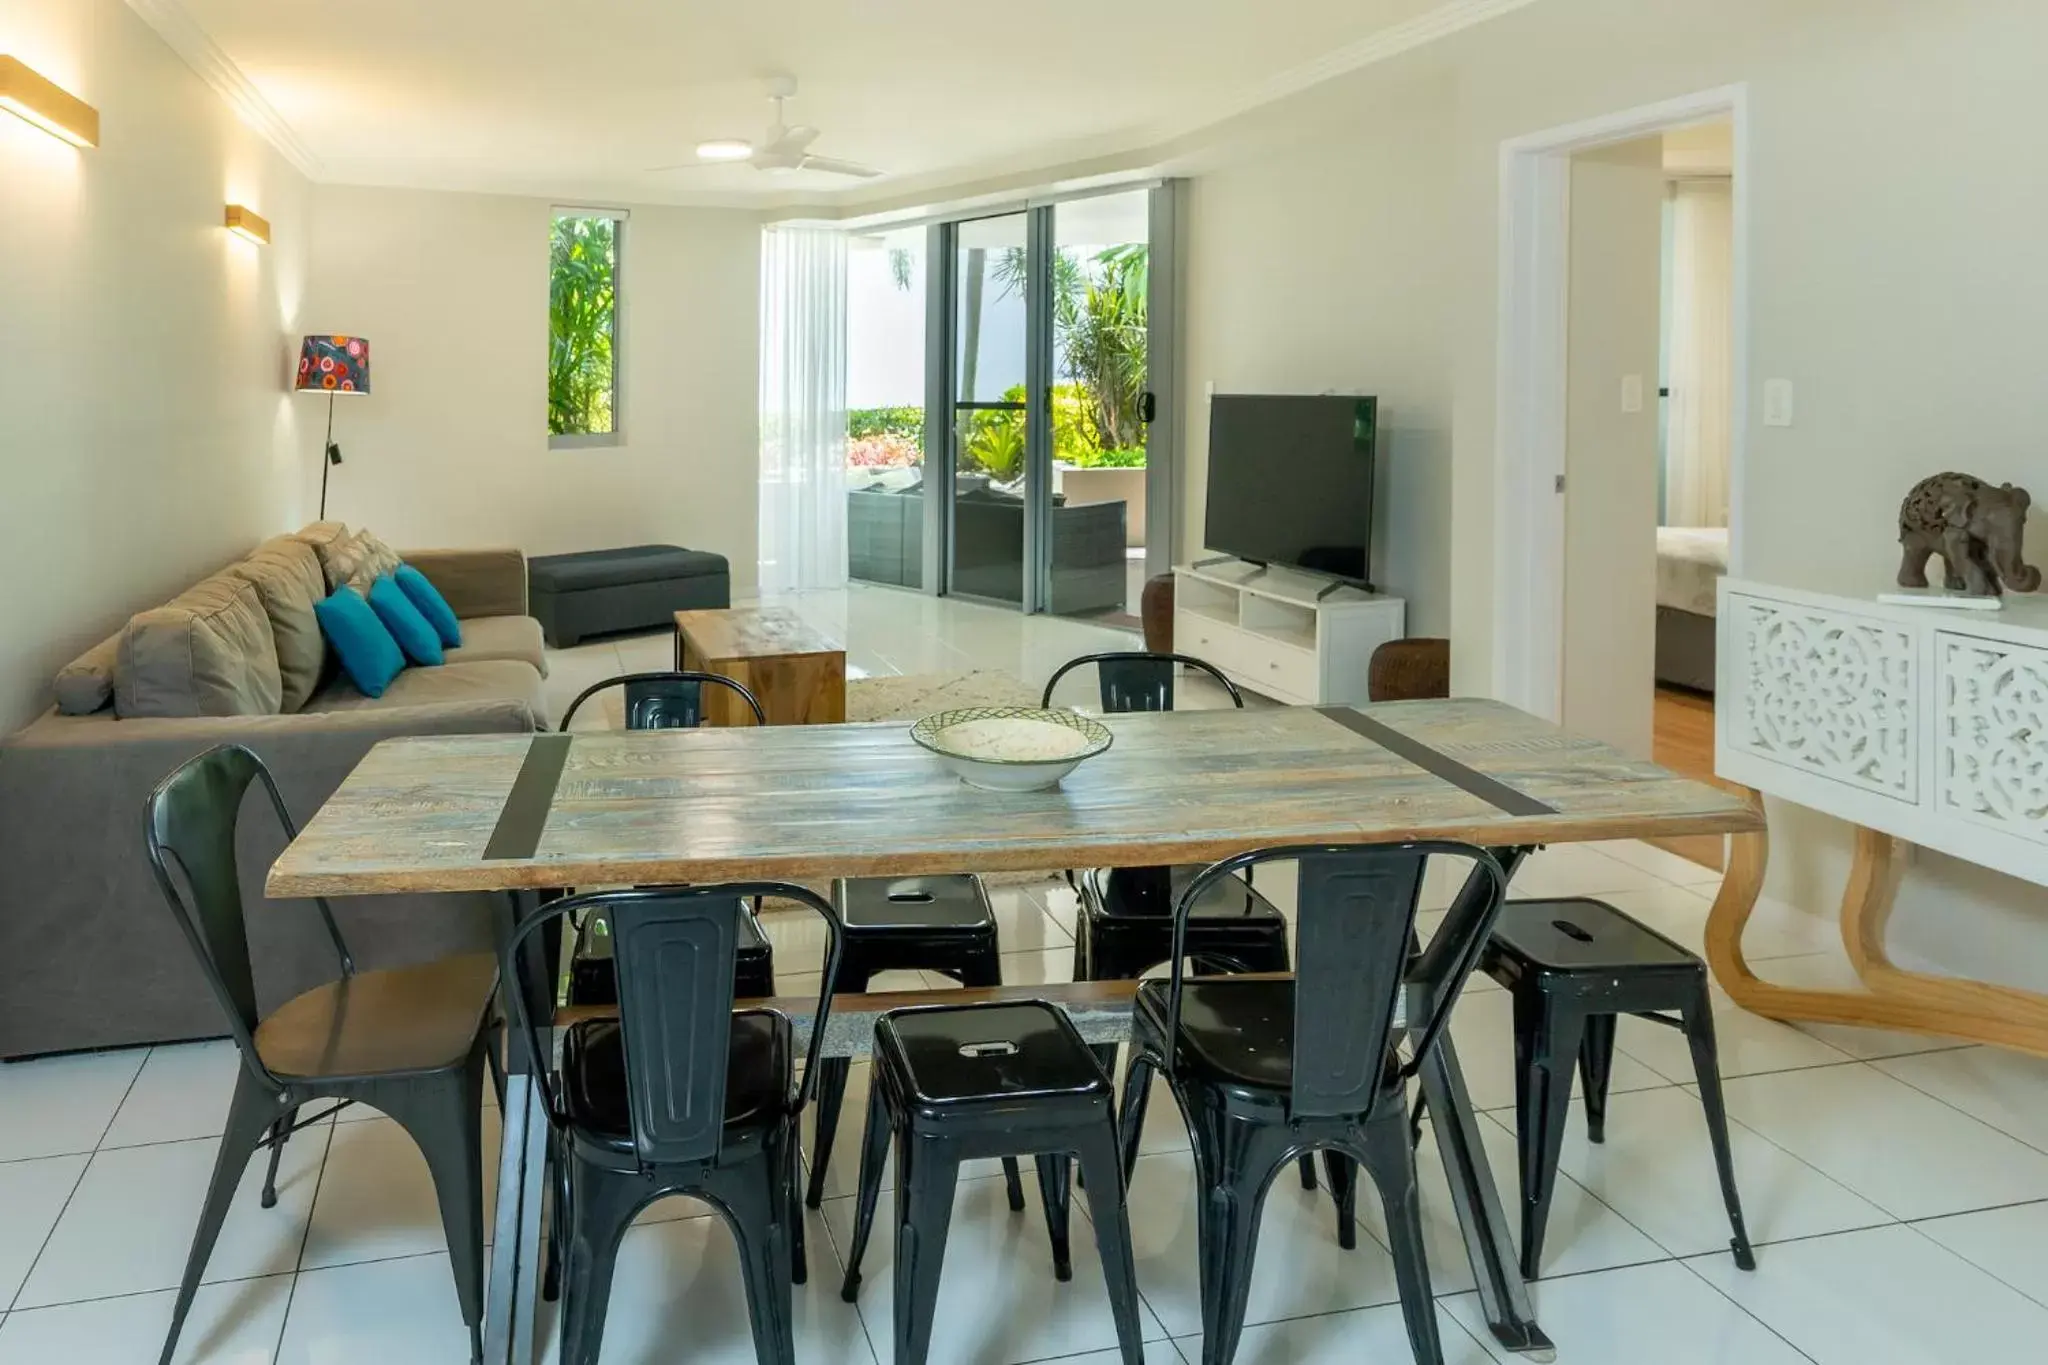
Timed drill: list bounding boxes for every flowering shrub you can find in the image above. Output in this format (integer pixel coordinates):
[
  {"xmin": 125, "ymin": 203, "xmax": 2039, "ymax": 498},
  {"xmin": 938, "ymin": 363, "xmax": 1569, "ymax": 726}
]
[{"xmin": 849, "ymin": 433, "xmax": 922, "ymax": 469}]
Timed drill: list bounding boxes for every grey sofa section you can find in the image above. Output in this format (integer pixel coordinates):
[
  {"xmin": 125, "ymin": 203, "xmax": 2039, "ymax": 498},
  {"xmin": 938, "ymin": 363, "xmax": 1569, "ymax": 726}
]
[
  {"xmin": 0, "ymin": 544, "xmax": 548, "ymax": 1059},
  {"xmin": 528, "ymin": 545, "xmax": 730, "ymax": 648}
]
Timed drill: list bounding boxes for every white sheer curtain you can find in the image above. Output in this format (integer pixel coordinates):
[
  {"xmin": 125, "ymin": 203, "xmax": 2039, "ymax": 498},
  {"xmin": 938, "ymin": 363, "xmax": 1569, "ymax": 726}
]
[
  {"xmin": 1664, "ymin": 178, "xmax": 1734, "ymax": 528},
  {"xmin": 758, "ymin": 227, "xmax": 849, "ymax": 593}
]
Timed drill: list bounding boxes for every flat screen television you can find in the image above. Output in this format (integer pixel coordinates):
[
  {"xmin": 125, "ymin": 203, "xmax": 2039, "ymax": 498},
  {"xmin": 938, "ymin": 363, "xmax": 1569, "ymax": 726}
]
[{"xmin": 1204, "ymin": 394, "xmax": 1378, "ymax": 586}]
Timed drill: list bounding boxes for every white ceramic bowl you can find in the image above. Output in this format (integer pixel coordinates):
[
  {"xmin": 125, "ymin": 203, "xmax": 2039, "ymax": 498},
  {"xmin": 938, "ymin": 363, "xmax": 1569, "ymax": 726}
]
[{"xmin": 909, "ymin": 707, "xmax": 1114, "ymax": 792}]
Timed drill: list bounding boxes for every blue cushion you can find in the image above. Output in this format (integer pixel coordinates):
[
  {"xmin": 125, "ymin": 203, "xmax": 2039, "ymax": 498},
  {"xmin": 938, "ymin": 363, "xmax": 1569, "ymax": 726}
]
[
  {"xmin": 394, "ymin": 563, "xmax": 463, "ymax": 649},
  {"xmin": 367, "ymin": 575, "xmax": 445, "ymax": 666},
  {"xmin": 314, "ymin": 587, "xmax": 407, "ymax": 697}
]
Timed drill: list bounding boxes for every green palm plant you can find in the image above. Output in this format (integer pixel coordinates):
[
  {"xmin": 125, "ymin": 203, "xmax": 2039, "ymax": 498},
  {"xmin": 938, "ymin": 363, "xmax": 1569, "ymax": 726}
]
[
  {"xmin": 990, "ymin": 244, "xmax": 1148, "ymax": 458},
  {"xmin": 549, "ymin": 217, "xmax": 618, "ymax": 436}
]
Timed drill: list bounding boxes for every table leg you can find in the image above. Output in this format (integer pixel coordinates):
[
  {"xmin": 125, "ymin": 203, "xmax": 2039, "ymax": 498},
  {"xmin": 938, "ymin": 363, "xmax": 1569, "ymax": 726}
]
[
  {"xmin": 484, "ymin": 1076, "xmax": 546, "ymax": 1365},
  {"xmin": 483, "ymin": 892, "xmax": 558, "ymax": 1365},
  {"xmin": 1421, "ymin": 1035, "xmax": 1555, "ymax": 1360}
]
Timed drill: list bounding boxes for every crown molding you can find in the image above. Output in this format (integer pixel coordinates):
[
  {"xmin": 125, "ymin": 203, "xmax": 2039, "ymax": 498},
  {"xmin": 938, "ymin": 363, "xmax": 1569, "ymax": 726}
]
[
  {"xmin": 1148, "ymin": 0, "xmax": 1541, "ymax": 145},
  {"xmin": 124, "ymin": 0, "xmax": 322, "ymax": 179}
]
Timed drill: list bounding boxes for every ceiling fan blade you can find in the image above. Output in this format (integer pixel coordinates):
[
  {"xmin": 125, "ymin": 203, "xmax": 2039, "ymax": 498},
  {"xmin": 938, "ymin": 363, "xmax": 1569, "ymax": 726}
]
[
  {"xmin": 799, "ymin": 154, "xmax": 882, "ymax": 179},
  {"xmin": 765, "ymin": 125, "xmax": 821, "ymax": 156}
]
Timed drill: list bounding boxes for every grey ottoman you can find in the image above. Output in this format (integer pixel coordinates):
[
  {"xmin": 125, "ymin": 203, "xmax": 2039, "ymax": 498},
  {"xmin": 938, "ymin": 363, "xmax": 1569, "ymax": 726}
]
[{"xmin": 527, "ymin": 545, "xmax": 730, "ymax": 648}]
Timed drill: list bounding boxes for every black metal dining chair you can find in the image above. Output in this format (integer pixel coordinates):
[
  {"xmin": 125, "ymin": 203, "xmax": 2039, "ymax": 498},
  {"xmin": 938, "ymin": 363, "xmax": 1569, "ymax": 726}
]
[
  {"xmin": 1040, "ymin": 651, "xmax": 1308, "ymax": 1189},
  {"xmin": 504, "ymin": 883, "xmax": 843, "ymax": 1365},
  {"xmin": 146, "ymin": 744, "xmax": 498, "ymax": 1365},
  {"xmin": 557, "ymin": 672, "xmax": 778, "ymax": 1004},
  {"xmin": 1115, "ymin": 842, "xmax": 1510, "ymax": 1365}
]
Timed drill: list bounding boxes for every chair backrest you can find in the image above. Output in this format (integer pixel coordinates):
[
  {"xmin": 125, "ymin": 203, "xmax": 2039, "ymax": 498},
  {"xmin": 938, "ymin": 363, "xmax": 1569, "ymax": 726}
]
[
  {"xmin": 1368, "ymin": 638, "xmax": 1450, "ymax": 703},
  {"xmin": 144, "ymin": 744, "xmax": 352, "ymax": 1086},
  {"xmin": 501, "ymin": 883, "xmax": 842, "ymax": 1168},
  {"xmin": 1164, "ymin": 842, "xmax": 1505, "ymax": 1116},
  {"xmin": 1040, "ymin": 651, "xmax": 1243, "ymax": 714},
  {"xmin": 559, "ymin": 671, "xmax": 766, "ymax": 732}
]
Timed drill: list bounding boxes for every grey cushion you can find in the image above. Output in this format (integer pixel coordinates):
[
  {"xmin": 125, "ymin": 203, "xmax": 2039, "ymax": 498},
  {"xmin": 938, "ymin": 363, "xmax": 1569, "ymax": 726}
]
[
  {"xmin": 53, "ymin": 631, "xmax": 122, "ymax": 715},
  {"xmin": 528, "ymin": 545, "xmax": 728, "ymax": 593},
  {"xmin": 303, "ymin": 658, "xmax": 547, "ymax": 727},
  {"xmin": 115, "ymin": 574, "xmax": 283, "ymax": 718},
  {"xmin": 229, "ymin": 537, "xmax": 329, "ymax": 712},
  {"xmin": 443, "ymin": 615, "xmax": 549, "ymax": 676}
]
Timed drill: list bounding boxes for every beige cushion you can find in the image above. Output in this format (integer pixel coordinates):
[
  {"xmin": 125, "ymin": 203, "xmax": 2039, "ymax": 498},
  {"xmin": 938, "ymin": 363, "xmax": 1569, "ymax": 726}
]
[
  {"xmin": 302, "ymin": 658, "xmax": 546, "ymax": 727},
  {"xmin": 443, "ymin": 615, "xmax": 548, "ymax": 676},
  {"xmin": 295, "ymin": 522, "xmax": 353, "ymax": 589},
  {"xmin": 228, "ymin": 537, "xmax": 329, "ymax": 711},
  {"xmin": 327, "ymin": 529, "xmax": 405, "ymax": 594},
  {"xmin": 115, "ymin": 574, "xmax": 283, "ymax": 718},
  {"xmin": 53, "ymin": 631, "xmax": 123, "ymax": 715}
]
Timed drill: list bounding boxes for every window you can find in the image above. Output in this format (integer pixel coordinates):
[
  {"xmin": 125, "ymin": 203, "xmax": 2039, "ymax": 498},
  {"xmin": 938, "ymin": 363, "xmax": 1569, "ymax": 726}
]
[{"xmin": 549, "ymin": 209, "xmax": 624, "ymax": 446}]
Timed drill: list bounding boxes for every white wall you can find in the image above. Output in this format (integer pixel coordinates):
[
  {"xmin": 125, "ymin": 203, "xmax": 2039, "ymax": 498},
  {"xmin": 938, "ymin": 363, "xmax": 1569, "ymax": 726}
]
[
  {"xmin": 0, "ymin": 0, "xmax": 311, "ymax": 731},
  {"xmin": 1160, "ymin": 0, "xmax": 2048, "ymax": 988},
  {"xmin": 1175, "ymin": 59, "xmax": 1458, "ymax": 634},
  {"xmin": 299, "ymin": 186, "xmax": 764, "ymax": 586}
]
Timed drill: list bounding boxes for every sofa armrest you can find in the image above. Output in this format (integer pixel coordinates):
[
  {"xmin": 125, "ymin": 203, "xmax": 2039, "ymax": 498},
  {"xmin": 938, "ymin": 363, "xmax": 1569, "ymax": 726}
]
[
  {"xmin": 402, "ymin": 546, "xmax": 527, "ymax": 619},
  {"xmin": 0, "ymin": 698, "xmax": 537, "ymax": 1058}
]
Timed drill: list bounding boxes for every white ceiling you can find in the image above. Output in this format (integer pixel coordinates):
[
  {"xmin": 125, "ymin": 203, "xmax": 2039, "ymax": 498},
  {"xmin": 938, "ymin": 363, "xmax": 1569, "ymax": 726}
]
[{"xmin": 169, "ymin": 0, "xmax": 1500, "ymax": 207}]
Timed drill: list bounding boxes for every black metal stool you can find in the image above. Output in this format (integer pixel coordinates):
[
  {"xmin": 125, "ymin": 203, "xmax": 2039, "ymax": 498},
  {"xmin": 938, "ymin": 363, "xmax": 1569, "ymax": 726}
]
[
  {"xmin": 839, "ymin": 1001, "xmax": 1147, "ymax": 1365},
  {"xmin": 1480, "ymin": 896, "xmax": 1756, "ymax": 1278},
  {"xmin": 804, "ymin": 875, "xmax": 1024, "ymax": 1212},
  {"xmin": 567, "ymin": 909, "xmax": 776, "ymax": 1005}
]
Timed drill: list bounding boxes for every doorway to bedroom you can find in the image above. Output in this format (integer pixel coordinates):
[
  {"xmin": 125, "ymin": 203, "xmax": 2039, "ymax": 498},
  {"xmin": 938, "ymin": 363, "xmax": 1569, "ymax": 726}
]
[{"xmin": 1540, "ymin": 110, "xmax": 1739, "ymax": 871}]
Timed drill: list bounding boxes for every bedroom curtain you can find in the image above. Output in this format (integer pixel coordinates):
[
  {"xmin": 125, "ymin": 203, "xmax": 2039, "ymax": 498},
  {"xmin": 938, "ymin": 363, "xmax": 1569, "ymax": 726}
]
[
  {"xmin": 758, "ymin": 226, "xmax": 849, "ymax": 594},
  {"xmin": 1664, "ymin": 178, "xmax": 1734, "ymax": 528}
]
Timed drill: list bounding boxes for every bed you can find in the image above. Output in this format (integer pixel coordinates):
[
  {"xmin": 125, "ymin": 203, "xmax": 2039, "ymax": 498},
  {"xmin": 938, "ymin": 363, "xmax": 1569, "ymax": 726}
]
[{"xmin": 1656, "ymin": 525, "xmax": 1728, "ymax": 693}]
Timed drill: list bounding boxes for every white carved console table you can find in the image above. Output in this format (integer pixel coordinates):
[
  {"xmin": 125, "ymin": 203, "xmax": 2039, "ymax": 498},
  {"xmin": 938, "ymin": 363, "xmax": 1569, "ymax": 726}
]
[{"xmin": 1711, "ymin": 579, "xmax": 2048, "ymax": 1055}]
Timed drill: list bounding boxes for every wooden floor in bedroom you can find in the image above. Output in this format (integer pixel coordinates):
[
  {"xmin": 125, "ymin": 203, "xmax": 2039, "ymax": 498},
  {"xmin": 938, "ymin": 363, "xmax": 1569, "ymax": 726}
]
[{"xmin": 1649, "ymin": 685, "xmax": 1730, "ymax": 872}]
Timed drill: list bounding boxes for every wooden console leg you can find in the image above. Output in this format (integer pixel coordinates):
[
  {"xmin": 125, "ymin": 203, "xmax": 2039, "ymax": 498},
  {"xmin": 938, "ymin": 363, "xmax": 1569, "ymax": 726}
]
[{"xmin": 1706, "ymin": 792, "xmax": 2048, "ymax": 1059}]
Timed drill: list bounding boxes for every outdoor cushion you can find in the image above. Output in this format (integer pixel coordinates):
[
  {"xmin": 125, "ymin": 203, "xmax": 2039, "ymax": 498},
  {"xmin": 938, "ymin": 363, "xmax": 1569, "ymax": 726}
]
[
  {"xmin": 116, "ymin": 575, "xmax": 283, "ymax": 718},
  {"xmin": 314, "ymin": 587, "xmax": 406, "ymax": 698},
  {"xmin": 443, "ymin": 615, "xmax": 548, "ymax": 675},
  {"xmin": 368, "ymin": 575, "xmax": 446, "ymax": 667},
  {"xmin": 228, "ymin": 536, "xmax": 330, "ymax": 712},
  {"xmin": 395, "ymin": 564, "xmax": 463, "ymax": 648},
  {"xmin": 53, "ymin": 630, "xmax": 122, "ymax": 716},
  {"xmin": 527, "ymin": 545, "xmax": 728, "ymax": 593}
]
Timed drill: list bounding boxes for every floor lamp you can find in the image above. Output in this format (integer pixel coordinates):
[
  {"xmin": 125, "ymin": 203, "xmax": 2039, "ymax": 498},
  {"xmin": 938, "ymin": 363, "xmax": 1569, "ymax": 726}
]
[{"xmin": 295, "ymin": 336, "xmax": 371, "ymax": 520}]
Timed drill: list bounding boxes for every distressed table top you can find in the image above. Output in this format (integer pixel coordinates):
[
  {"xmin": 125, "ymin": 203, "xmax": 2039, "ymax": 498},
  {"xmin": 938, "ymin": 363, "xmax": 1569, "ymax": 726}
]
[
  {"xmin": 674, "ymin": 606, "xmax": 843, "ymax": 663},
  {"xmin": 267, "ymin": 699, "xmax": 1761, "ymax": 899}
]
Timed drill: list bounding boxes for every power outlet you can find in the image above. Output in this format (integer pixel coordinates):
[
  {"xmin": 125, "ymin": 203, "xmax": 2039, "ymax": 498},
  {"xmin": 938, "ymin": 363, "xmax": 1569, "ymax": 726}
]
[{"xmin": 1621, "ymin": 375, "xmax": 1645, "ymax": 414}]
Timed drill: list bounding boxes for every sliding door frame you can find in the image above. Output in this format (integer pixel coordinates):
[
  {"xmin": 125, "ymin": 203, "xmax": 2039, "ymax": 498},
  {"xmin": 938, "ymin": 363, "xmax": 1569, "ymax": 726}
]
[{"xmin": 900, "ymin": 179, "xmax": 1180, "ymax": 614}]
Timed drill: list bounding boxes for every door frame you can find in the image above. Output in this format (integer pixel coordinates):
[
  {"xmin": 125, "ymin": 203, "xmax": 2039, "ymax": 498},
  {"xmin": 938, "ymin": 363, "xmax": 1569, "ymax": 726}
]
[{"xmin": 1491, "ymin": 83, "xmax": 1750, "ymax": 718}]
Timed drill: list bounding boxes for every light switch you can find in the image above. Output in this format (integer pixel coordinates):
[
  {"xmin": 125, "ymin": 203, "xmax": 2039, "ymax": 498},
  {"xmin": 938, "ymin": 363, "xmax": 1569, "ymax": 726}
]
[
  {"xmin": 1621, "ymin": 375, "xmax": 1645, "ymax": 413},
  {"xmin": 1763, "ymin": 378, "xmax": 1796, "ymax": 427}
]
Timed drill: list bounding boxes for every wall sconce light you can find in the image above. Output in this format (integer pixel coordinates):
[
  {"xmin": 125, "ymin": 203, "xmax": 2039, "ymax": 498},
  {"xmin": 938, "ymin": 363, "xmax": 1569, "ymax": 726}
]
[
  {"xmin": 0, "ymin": 56, "xmax": 99, "ymax": 148},
  {"xmin": 225, "ymin": 204, "xmax": 271, "ymax": 246}
]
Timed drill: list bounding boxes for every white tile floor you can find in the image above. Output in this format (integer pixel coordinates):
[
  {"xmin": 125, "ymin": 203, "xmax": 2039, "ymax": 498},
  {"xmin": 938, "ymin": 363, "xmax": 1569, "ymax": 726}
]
[{"xmin": 6, "ymin": 584, "xmax": 2048, "ymax": 1362}]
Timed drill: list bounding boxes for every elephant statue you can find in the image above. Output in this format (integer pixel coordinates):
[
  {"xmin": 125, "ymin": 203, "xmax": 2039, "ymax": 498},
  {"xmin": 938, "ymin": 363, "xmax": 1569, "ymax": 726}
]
[{"xmin": 1897, "ymin": 473, "xmax": 2041, "ymax": 597}]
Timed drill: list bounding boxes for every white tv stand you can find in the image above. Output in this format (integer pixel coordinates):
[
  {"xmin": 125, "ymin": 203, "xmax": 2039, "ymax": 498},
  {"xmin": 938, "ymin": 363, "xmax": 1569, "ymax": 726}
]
[{"xmin": 1174, "ymin": 560, "xmax": 1405, "ymax": 706}]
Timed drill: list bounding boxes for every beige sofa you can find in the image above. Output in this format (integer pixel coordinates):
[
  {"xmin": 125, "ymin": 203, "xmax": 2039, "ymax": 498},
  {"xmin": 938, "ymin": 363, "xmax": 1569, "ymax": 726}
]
[{"xmin": 0, "ymin": 528, "xmax": 551, "ymax": 1059}]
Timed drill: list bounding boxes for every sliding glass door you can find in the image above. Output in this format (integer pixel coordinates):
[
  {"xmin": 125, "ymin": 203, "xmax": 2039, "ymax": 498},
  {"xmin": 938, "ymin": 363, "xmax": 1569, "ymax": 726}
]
[
  {"xmin": 845, "ymin": 183, "xmax": 1177, "ymax": 618},
  {"xmin": 947, "ymin": 213, "xmax": 1033, "ymax": 606}
]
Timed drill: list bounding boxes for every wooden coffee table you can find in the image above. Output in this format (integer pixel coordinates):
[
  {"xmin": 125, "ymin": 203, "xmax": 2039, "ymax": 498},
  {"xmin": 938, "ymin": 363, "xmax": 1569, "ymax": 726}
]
[{"xmin": 673, "ymin": 606, "xmax": 846, "ymax": 727}]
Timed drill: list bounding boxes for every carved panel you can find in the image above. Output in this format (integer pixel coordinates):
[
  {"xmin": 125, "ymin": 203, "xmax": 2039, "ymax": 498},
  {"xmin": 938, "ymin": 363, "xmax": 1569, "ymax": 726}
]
[
  {"xmin": 1731, "ymin": 596, "xmax": 1917, "ymax": 799},
  {"xmin": 1937, "ymin": 633, "xmax": 2048, "ymax": 842}
]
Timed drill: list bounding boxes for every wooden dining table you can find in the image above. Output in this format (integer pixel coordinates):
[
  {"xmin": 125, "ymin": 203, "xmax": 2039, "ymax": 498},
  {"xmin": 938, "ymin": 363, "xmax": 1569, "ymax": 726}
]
[{"xmin": 269, "ymin": 698, "xmax": 1763, "ymax": 1365}]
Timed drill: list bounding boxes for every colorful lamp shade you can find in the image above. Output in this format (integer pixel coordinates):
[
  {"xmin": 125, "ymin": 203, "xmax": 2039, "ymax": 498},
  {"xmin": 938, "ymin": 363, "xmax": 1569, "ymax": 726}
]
[{"xmin": 295, "ymin": 336, "xmax": 371, "ymax": 395}]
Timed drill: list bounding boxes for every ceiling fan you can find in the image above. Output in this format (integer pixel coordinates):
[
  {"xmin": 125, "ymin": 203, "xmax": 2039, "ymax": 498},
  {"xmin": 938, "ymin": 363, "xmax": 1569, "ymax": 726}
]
[{"xmin": 654, "ymin": 76, "xmax": 881, "ymax": 180}]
